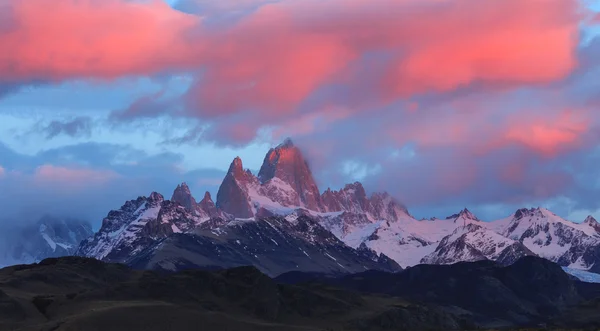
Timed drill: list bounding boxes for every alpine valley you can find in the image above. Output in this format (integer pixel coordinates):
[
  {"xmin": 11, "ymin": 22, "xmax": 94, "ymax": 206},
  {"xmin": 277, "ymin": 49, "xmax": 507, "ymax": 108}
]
[{"xmin": 68, "ymin": 139, "xmax": 600, "ymax": 279}]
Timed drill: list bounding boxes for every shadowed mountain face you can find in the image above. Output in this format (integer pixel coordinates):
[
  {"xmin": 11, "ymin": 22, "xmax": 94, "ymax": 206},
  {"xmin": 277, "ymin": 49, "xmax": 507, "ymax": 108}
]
[
  {"xmin": 2, "ymin": 256, "xmax": 600, "ymax": 331},
  {"xmin": 1, "ymin": 216, "xmax": 93, "ymax": 267},
  {"xmin": 127, "ymin": 215, "xmax": 402, "ymax": 277}
]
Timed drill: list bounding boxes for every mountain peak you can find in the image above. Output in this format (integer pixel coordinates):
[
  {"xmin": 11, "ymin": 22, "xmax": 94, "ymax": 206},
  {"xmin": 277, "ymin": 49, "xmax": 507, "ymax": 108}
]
[
  {"xmin": 446, "ymin": 208, "xmax": 479, "ymax": 222},
  {"xmin": 513, "ymin": 207, "xmax": 552, "ymax": 219},
  {"xmin": 584, "ymin": 215, "xmax": 600, "ymax": 230},
  {"xmin": 257, "ymin": 139, "xmax": 322, "ymax": 211},
  {"xmin": 217, "ymin": 157, "xmax": 254, "ymax": 218},
  {"xmin": 229, "ymin": 157, "xmax": 244, "ymax": 173},
  {"xmin": 198, "ymin": 191, "xmax": 220, "ymax": 218},
  {"xmin": 171, "ymin": 182, "xmax": 197, "ymax": 211},
  {"xmin": 344, "ymin": 181, "xmax": 365, "ymax": 191},
  {"xmin": 278, "ymin": 137, "xmax": 294, "ymax": 148},
  {"xmin": 148, "ymin": 192, "xmax": 164, "ymax": 205}
]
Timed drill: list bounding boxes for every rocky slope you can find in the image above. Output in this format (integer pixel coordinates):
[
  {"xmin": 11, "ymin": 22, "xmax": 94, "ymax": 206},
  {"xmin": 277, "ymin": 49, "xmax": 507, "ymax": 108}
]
[{"xmin": 128, "ymin": 212, "xmax": 401, "ymax": 276}]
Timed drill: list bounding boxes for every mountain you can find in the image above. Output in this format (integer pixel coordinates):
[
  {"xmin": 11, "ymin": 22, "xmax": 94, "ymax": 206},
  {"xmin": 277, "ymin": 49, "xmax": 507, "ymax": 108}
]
[
  {"xmin": 421, "ymin": 223, "xmax": 535, "ymax": 266},
  {"xmin": 258, "ymin": 138, "xmax": 323, "ymax": 211},
  {"xmin": 78, "ymin": 174, "xmax": 400, "ymax": 275},
  {"xmin": 128, "ymin": 212, "xmax": 401, "ymax": 276},
  {"xmin": 77, "ymin": 138, "xmax": 600, "ymax": 277},
  {"xmin": 490, "ymin": 208, "xmax": 600, "ymax": 271},
  {"xmin": 0, "ymin": 216, "xmax": 93, "ymax": 267},
  {"xmin": 77, "ymin": 192, "xmax": 210, "ymax": 262},
  {"xmin": 321, "ymin": 207, "xmax": 482, "ymax": 268}
]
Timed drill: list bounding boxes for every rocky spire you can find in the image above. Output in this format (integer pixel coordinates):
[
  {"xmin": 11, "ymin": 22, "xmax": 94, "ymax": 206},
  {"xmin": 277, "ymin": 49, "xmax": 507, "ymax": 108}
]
[
  {"xmin": 148, "ymin": 192, "xmax": 164, "ymax": 206},
  {"xmin": 257, "ymin": 138, "xmax": 322, "ymax": 211},
  {"xmin": 171, "ymin": 182, "xmax": 197, "ymax": 211},
  {"xmin": 198, "ymin": 191, "xmax": 220, "ymax": 218},
  {"xmin": 321, "ymin": 182, "xmax": 370, "ymax": 214},
  {"xmin": 216, "ymin": 157, "xmax": 254, "ymax": 218}
]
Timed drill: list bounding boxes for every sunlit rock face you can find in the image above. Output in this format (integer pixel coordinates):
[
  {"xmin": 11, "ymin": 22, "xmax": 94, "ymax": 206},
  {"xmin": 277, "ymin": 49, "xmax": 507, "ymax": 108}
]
[
  {"xmin": 258, "ymin": 138, "xmax": 323, "ymax": 211},
  {"xmin": 216, "ymin": 157, "xmax": 255, "ymax": 218}
]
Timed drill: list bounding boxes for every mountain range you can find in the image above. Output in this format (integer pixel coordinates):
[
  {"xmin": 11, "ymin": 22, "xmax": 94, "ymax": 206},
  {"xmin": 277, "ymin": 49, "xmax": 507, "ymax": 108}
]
[{"xmin": 68, "ymin": 138, "xmax": 600, "ymax": 278}]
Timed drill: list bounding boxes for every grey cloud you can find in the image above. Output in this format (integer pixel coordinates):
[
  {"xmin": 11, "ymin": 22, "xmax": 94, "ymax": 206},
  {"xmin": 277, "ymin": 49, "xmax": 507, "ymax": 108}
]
[
  {"xmin": 42, "ymin": 117, "xmax": 93, "ymax": 139},
  {"xmin": 0, "ymin": 142, "xmax": 225, "ymax": 229}
]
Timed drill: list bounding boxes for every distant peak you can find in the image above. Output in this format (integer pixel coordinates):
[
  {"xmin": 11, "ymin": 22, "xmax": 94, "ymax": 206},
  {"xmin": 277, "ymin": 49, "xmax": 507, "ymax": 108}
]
[
  {"xmin": 202, "ymin": 191, "xmax": 212, "ymax": 201},
  {"xmin": 277, "ymin": 137, "xmax": 294, "ymax": 149},
  {"xmin": 514, "ymin": 207, "xmax": 553, "ymax": 219},
  {"xmin": 343, "ymin": 181, "xmax": 365, "ymax": 191},
  {"xmin": 175, "ymin": 182, "xmax": 191, "ymax": 191},
  {"xmin": 584, "ymin": 215, "xmax": 598, "ymax": 225},
  {"xmin": 446, "ymin": 208, "xmax": 479, "ymax": 222}
]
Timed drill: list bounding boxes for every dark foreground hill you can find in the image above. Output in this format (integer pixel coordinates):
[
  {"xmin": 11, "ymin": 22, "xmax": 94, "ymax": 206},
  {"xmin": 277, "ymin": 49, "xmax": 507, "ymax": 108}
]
[{"xmin": 2, "ymin": 256, "xmax": 600, "ymax": 331}]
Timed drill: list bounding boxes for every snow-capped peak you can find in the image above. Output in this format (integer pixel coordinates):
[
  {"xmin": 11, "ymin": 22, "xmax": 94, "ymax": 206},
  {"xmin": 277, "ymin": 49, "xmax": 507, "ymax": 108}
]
[
  {"xmin": 584, "ymin": 215, "xmax": 600, "ymax": 233},
  {"xmin": 446, "ymin": 208, "xmax": 480, "ymax": 223},
  {"xmin": 171, "ymin": 182, "xmax": 197, "ymax": 211},
  {"xmin": 584, "ymin": 215, "xmax": 598, "ymax": 225}
]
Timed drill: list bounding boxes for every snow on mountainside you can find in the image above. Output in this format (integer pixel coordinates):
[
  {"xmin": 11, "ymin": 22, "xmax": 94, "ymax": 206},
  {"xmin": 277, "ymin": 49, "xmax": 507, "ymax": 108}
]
[
  {"xmin": 77, "ymin": 191, "xmax": 216, "ymax": 263},
  {"xmin": 421, "ymin": 223, "xmax": 535, "ymax": 266},
  {"xmin": 321, "ymin": 208, "xmax": 484, "ymax": 268},
  {"xmin": 1, "ymin": 216, "xmax": 92, "ymax": 266},
  {"xmin": 493, "ymin": 208, "xmax": 600, "ymax": 270}
]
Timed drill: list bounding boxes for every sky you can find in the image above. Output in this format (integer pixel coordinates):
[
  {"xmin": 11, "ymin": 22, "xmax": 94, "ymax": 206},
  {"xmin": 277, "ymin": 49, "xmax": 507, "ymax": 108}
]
[{"xmin": 1, "ymin": 0, "xmax": 600, "ymax": 228}]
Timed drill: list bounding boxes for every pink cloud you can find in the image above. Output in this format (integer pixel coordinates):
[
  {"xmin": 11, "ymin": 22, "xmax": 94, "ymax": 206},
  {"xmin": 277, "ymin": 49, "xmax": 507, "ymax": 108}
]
[
  {"xmin": 0, "ymin": 166, "xmax": 5, "ymax": 178},
  {"xmin": 0, "ymin": 0, "xmax": 583, "ymax": 133},
  {"xmin": 381, "ymin": 102, "xmax": 591, "ymax": 158},
  {"xmin": 186, "ymin": 0, "xmax": 581, "ymax": 119},
  {"xmin": 33, "ymin": 165, "xmax": 119, "ymax": 190},
  {"xmin": 0, "ymin": 0, "xmax": 202, "ymax": 81},
  {"xmin": 501, "ymin": 110, "xmax": 589, "ymax": 157}
]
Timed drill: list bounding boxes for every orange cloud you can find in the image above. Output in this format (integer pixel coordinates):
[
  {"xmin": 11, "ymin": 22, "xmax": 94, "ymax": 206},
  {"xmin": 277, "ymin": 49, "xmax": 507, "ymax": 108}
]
[{"xmin": 0, "ymin": 0, "xmax": 202, "ymax": 81}]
